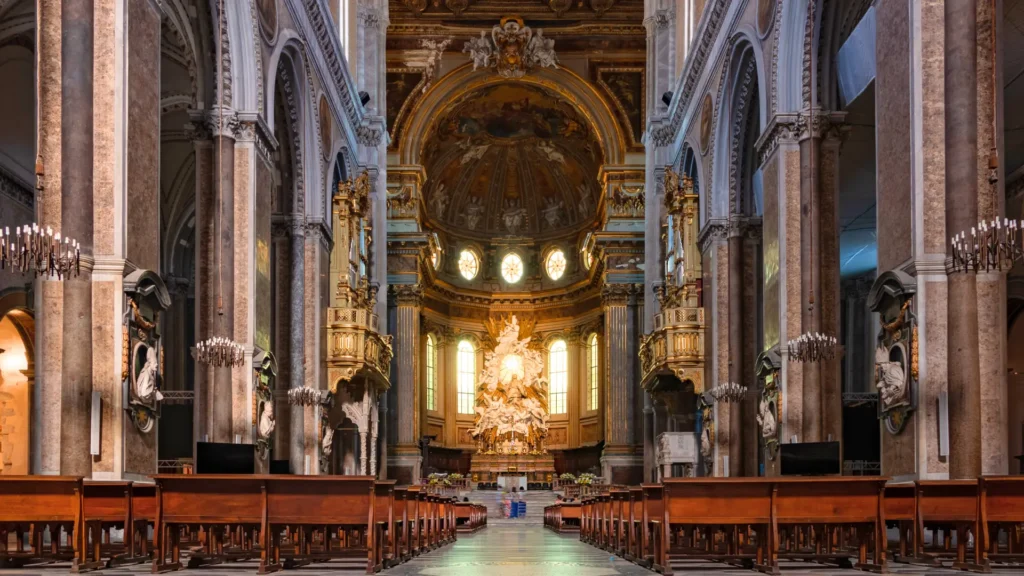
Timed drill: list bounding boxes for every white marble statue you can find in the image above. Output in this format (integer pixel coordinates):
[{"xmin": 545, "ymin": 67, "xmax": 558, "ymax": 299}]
[
  {"xmin": 258, "ymin": 400, "xmax": 276, "ymax": 439},
  {"xmin": 875, "ymin": 345, "xmax": 907, "ymax": 408},
  {"xmin": 321, "ymin": 426, "xmax": 335, "ymax": 458},
  {"xmin": 501, "ymin": 201, "xmax": 527, "ymax": 235},
  {"xmin": 527, "ymin": 29, "xmax": 559, "ymax": 69},
  {"xmin": 464, "ymin": 197, "xmax": 485, "ymax": 230},
  {"xmin": 463, "ymin": 31, "xmax": 493, "ymax": 70},
  {"xmin": 541, "ymin": 198, "xmax": 563, "ymax": 228},
  {"xmin": 134, "ymin": 346, "xmax": 162, "ymax": 405},
  {"xmin": 756, "ymin": 396, "xmax": 776, "ymax": 439}
]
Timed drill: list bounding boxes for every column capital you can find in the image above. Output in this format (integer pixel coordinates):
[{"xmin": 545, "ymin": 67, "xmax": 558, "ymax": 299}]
[
  {"xmin": 697, "ymin": 218, "xmax": 729, "ymax": 254},
  {"xmin": 601, "ymin": 283, "xmax": 641, "ymax": 307},
  {"xmin": 389, "ymin": 283, "xmax": 423, "ymax": 307}
]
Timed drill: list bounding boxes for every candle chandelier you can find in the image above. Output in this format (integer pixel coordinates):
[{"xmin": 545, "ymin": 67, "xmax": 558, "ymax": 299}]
[
  {"xmin": 191, "ymin": 337, "xmax": 245, "ymax": 367},
  {"xmin": 950, "ymin": 218, "xmax": 1024, "ymax": 273},
  {"xmin": 708, "ymin": 381, "xmax": 747, "ymax": 403},
  {"xmin": 787, "ymin": 332, "xmax": 838, "ymax": 363},
  {"xmin": 0, "ymin": 223, "xmax": 80, "ymax": 279},
  {"xmin": 288, "ymin": 387, "xmax": 333, "ymax": 407}
]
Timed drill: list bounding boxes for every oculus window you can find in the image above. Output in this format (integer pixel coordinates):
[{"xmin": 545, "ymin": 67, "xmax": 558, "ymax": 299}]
[
  {"xmin": 545, "ymin": 249, "xmax": 567, "ymax": 280},
  {"xmin": 549, "ymin": 340, "xmax": 568, "ymax": 414},
  {"xmin": 457, "ymin": 340, "xmax": 476, "ymax": 414},
  {"xmin": 458, "ymin": 249, "xmax": 479, "ymax": 280},
  {"xmin": 501, "ymin": 253, "xmax": 524, "ymax": 283}
]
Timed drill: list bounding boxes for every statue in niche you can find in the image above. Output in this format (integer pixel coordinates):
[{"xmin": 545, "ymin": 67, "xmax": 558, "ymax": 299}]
[
  {"xmin": 258, "ymin": 400, "xmax": 276, "ymax": 440},
  {"xmin": 501, "ymin": 200, "xmax": 527, "ymax": 235},
  {"xmin": 756, "ymin": 396, "xmax": 776, "ymax": 440},
  {"xmin": 464, "ymin": 197, "xmax": 485, "ymax": 230},
  {"xmin": 431, "ymin": 183, "xmax": 449, "ymax": 218},
  {"xmin": 541, "ymin": 197, "xmax": 563, "ymax": 228},
  {"xmin": 133, "ymin": 345, "xmax": 162, "ymax": 406},
  {"xmin": 875, "ymin": 344, "xmax": 907, "ymax": 409}
]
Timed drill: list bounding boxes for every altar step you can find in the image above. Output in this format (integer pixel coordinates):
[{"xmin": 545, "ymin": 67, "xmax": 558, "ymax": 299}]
[{"xmin": 462, "ymin": 489, "xmax": 558, "ymax": 525}]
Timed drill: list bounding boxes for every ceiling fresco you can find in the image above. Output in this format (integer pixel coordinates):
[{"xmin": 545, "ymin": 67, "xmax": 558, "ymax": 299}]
[{"xmin": 421, "ymin": 82, "xmax": 603, "ymax": 242}]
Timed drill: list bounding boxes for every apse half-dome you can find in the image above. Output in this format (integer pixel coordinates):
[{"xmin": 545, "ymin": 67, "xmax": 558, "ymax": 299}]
[{"xmin": 422, "ymin": 83, "xmax": 603, "ymax": 242}]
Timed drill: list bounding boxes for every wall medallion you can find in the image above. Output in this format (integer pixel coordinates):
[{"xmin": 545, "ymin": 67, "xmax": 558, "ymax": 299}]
[
  {"xmin": 319, "ymin": 94, "xmax": 332, "ymax": 160},
  {"xmin": 257, "ymin": 0, "xmax": 279, "ymax": 44},
  {"xmin": 757, "ymin": 0, "xmax": 776, "ymax": 38},
  {"xmin": 868, "ymin": 270, "xmax": 917, "ymax": 435},
  {"xmin": 699, "ymin": 93, "xmax": 712, "ymax": 155}
]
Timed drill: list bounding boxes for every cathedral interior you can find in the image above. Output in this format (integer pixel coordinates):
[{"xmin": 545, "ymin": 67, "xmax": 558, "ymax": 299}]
[{"xmin": 1, "ymin": 0, "xmax": 1024, "ymax": 574}]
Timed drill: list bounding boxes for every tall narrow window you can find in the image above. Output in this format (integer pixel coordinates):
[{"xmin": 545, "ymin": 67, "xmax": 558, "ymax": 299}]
[
  {"xmin": 588, "ymin": 334, "xmax": 599, "ymax": 410},
  {"xmin": 426, "ymin": 335, "xmax": 436, "ymax": 411},
  {"xmin": 549, "ymin": 340, "xmax": 568, "ymax": 414},
  {"xmin": 457, "ymin": 340, "xmax": 476, "ymax": 414}
]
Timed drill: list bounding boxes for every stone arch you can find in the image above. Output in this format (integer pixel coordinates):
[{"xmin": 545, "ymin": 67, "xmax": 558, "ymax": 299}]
[
  {"xmin": 396, "ymin": 64, "xmax": 629, "ymax": 167},
  {"xmin": 0, "ymin": 290, "xmax": 33, "ymax": 475},
  {"xmin": 267, "ymin": 40, "xmax": 309, "ymax": 215},
  {"xmin": 773, "ymin": 0, "xmax": 810, "ymax": 113}
]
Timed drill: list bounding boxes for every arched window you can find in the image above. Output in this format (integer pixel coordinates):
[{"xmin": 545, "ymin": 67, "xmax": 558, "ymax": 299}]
[
  {"xmin": 457, "ymin": 340, "xmax": 476, "ymax": 414},
  {"xmin": 549, "ymin": 340, "xmax": 568, "ymax": 414},
  {"xmin": 426, "ymin": 334, "xmax": 437, "ymax": 411},
  {"xmin": 587, "ymin": 334, "xmax": 599, "ymax": 410}
]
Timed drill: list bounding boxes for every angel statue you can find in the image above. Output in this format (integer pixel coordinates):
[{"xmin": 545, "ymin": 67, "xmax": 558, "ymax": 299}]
[
  {"xmin": 134, "ymin": 346, "xmax": 163, "ymax": 405},
  {"xmin": 258, "ymin": 400, "xmax": 276, "ymax": 439},
  {"xmin": 756, "ymin": 396, "xmax": 776, "ymax": 439},
  {"xmin": 875, "ymin": 345, "xmax": 907, "ymax": 408},
  {"xmin": 527, "ymin": 29, "xmax": 558, "ymax": 69}
]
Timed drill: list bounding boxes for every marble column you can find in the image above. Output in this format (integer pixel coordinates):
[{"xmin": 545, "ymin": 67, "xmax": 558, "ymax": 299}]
[
  {"xmin": 799, "ymin": 123, "xmax": 823, "ymax": 444},
  {"xmin": 727, "ymin": 224, "xmax": 744, "ymax": 476},
  {"xmin": 58, "ymin": 0, "xmax": 94, "ymax": 478},
  {"xmin": 189, "ymin": 129, "xmax": 214, "ymax": 446},
  {"xmin": 388, "ymin": 284, "xmax": 422, "ymax": 483},
  {"xmin": 945, "ymin": 0, "xmax": 982, "ymax": 480},
  {"xmin": 601, "ymin": 283, "xmax": 642, "ymax": 483},
  {"xmin": 289, "ymin": 219, "xmax": 306, "ymax": 475},
  {"xmin": 213, "ymin": 126, "xmax": 236, "ymax": 444}
]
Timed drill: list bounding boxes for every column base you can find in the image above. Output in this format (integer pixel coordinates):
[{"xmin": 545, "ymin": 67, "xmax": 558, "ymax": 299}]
[
  {"xmin": 601, "ymin": 447, "xmax": 644, "ymax": 485},
  {"xmin": 388, "ymin": 447, "xmax": 422, "ymax": 486}
]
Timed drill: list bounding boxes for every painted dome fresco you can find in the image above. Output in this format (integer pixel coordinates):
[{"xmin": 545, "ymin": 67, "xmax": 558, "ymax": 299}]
[{"xmin": 422, "ymin": 82, "xmax": 603, "ymax": 242}]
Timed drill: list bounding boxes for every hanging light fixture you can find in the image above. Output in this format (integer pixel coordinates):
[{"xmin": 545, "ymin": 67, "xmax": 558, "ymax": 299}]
[
  {"xmin": 0, "ymin": 223, "xmax": 80, "ymax": 279},
  {"xmin": 708, "ymin": 381, "xmax": 747, "ymax": 403},
  {"xmin": 950, "ymin": 218, "xmax": 1024, "ymax": 273},
  {"xmin": 787, "ymin": 332, "xmax": 839, "ymax": 363},
  {"xmin": 191, "ymin": 337, "xmax": 245, "ymax": 367},
  {"xmin": 288, "ymin": 387, "xmax": 332, "ymax": 406}
]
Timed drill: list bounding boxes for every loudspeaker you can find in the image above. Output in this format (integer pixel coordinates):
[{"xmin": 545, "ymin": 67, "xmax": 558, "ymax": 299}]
[
  {"xmin": 359, "ymin": 91, "xmax": 371, "ymax": 107},
  {"xmin": 662, "ymin": 91, "xmax": 673, "ymax": 106}
]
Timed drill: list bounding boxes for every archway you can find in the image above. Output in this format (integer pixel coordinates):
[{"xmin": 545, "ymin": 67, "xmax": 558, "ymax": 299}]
[{"xmin": 0, "ymin": 295, "xmax": 34, "ymax": 475}]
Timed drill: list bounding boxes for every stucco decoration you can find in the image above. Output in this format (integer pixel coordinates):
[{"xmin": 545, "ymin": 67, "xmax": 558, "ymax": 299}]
[
  {"xmin": 867, "ymin": 270, "xmax": 917, "ymax": 435},
  {"xmin": 471, "ymin": 316, "xmax": 550, "ymax": 454},
  {"xmin": 462, "ymin": 16, "xmax": 558, "ymax": 79}
]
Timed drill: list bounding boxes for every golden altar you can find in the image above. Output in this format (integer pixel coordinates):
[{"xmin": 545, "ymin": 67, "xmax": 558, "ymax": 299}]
[{"xmin": 470, "ymin": 452, "xmax": 556, "ymax": 483}]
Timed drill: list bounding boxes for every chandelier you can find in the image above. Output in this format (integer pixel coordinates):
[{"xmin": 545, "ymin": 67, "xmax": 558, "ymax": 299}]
[
  {"xmin": 787, "ymin": 332, "xmax": 838, "ymax": 363},
  {"xmin": 287, "ymin": 387, "xmax": 332, "ymax": 406},
  {"xmin": 0, "ymin": 223, "xmax": 80, "ymax": 278},
  {"xmin": 708, "ymin": 382, "xmax": 747, "ymax": 403},
  {"xmin": 950, "ymin": 218, "xmax": 1023, "ymax": 273},
  {"xmin": 191, "ymin": 337, "xmax": 245, "ymax": 367}
]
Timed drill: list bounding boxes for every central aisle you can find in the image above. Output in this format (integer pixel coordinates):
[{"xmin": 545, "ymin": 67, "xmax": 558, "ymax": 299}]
[{"xmin": 383, "ymin": 524, "xmax": 653, "ymax": 576}]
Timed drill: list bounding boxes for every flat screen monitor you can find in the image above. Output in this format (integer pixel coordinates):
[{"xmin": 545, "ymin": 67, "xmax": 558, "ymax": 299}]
[
  {"xmin": 196, "ymin": 442, "xmax": 254, "ymax": 475},
  {"xmin": 780, "ymin": 441, "xmax": 840, "ymax": 476},
  {"xmin": 270, "ymin": 459, "xmax": 290, "ymax": 474}
]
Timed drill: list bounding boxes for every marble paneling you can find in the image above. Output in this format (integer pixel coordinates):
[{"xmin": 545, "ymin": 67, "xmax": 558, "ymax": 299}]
[
  {"xmin": 762, "ymin": 155, "xmax": 780, "ymax": 351},
  {"xmin": 232, "ymin": 148, "xmax": 251, "ymax": 442},
  {"xmin": 921, "ymin": 0, "xmax": 946, "ymax": 255},
  {"xmin": 38, "ymin": 0, "xmax": 63, "ymax": 228},
  {"xmin": 820, "ymin": 141, "xmax": 842, "ymax": 444},
  {"xmin": 254, "ymin": 158, "xmax": 272, "ymax": 353},
  {"xmin": 38, "ymin": 282, "xmax": 64, "ymax": 474},
  {"xmin": 92, "ymin": 280, "xmax": 117, "ymax": 473},
  {"xmin": 714, "ymin": 243, "xmax": 730, "ymax": 475},
  {"xmin": 978, "ymin": 274, "xmax": 1007, "ymax": 475},
  {"xmin": 304, "ymin": 237, "xmax": 319, "ymax": 470},
  {"xmin": 125, "ymin": 0, "xmax": 160, "ymax": 272},
  {"xmin": 92, "ymin": 0, "xmax": 116, "ymax": 257},
  {"xmin": 923, "ymin": 278, "xmax": 948, "ymax": 477},
  {"xmin": 783, "ymin": 149, "xmax": 803, "ymax": 439}
]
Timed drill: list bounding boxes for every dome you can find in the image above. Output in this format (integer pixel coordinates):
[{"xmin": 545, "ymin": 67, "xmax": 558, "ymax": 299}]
[{"xmin": 421, "ymin": 83, "xmax": 603, "ymax": 242}]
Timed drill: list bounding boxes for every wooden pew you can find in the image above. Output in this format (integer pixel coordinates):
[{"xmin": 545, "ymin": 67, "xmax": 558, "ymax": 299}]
[
  {"xmin": 626, "ymin": 487, "xmax": 643, "ymax": 562},
  {"xmin": 884, "ymin": 482, "xmax": 916, "ymax": 561},
  {"xmin": 79, "ymin": 480, "xmax": 155, "ymax": 568},
  {"xmin": 404, "ymin": 487, "xmax": 422, "ymax": 557},
  {"xmin": 914, "ymin": 479, "xmax": 985, "ymax": 571},
  {"xmin": 772, "ymin": 477, "xmax": 887, "ymax": 572},
  {"xmin": 0, "ymin": 476, "xmax": 84, "ymax": 569},
  {"xmin": 979, "ymin": 476, "xmax": 1024, "ymax": 566},
  {"xmin": 609, "ymin": 489, "xmax": 629, "ymax": 556},
  {"xmin": 455, "ymin": 502, "xmax": 486, "ymax": 533},
  {"xmin": 391, "ymin": 488, "xmax": 411, "ymax": 563},
  {"xmin": 579, "ymin": 496, "xmax": 594, "ymax": 543},
  {"xmin": 373, "ymin": 480, "xmax": 396, "ymax": 571},
  {"xmin": 558, "ymin": 502, "xmax": 581, "ymax": 533},
  {"xmin": 151, "ymin": 475, "xmax": 267, "ymax": 573},
  {"xmin": 640, "ymin": 484, "xmax": 664, "ymax": 571},
  {"xmin": 597, "ymin": 493, "xmax": 612, "ymax": 551}
]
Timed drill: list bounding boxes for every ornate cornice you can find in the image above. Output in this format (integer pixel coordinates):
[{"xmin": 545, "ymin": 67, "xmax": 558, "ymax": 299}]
[
  {"xmin": 0, "ymin": 165, "xmax": 33, "ymax": 210},
  {"xmin": 357, "ymin": 122, "xmax": 385, "ymax": 147}
]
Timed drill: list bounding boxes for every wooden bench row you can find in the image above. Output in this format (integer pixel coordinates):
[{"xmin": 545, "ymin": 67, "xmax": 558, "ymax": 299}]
[
  {"xmin": 543, "ymin": 502, "xmax": 581, "ymax": 533},
  {"xmin": 453, "ymin": 503, "xmax": 488, "ymax": 533},
  {"xmin": 0, "ymin": 475, "xmax": 466, "ymax": 574},
  {"xmin": 573, "ymin": 476, "xmax": 1024, "ymax": 575}
]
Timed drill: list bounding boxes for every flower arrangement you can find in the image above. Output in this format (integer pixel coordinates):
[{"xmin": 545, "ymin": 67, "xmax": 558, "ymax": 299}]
[
  {"xmin": 559, "ymin": 473, "xmax": 577, "ymax": 482},
  {"xmin": 427, "ymin": 472, "xmax": 453, "ymax": 486},
  {"xmin": 449, "ymin": 473, "xmax": 464, "ymax": 480},
  {"xmin": 577, "ymin": 473, "xmax": 596, "ymax": 486}
]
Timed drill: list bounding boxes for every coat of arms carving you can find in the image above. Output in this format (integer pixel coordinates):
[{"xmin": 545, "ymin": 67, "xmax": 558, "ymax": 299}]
[{"xmin": 462, "ymin": 16, "xmax": 558, "ymax": 79}]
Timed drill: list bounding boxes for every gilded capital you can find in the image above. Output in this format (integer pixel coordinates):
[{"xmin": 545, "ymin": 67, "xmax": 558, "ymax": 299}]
[
  {"xmin": 601, "ymin": 283, "xmax": 640, "ymax": 306},
  {"xmin": 390, "ymin": 283, "xmax": 423, "ymax": 307}
]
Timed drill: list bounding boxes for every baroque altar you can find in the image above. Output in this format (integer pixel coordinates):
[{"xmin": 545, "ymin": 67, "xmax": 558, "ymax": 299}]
[{"xmin": 468, "ymin": 315, "xmax": 556, "ymax": 482}]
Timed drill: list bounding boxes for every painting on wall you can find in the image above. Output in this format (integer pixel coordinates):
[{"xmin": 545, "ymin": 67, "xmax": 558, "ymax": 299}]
[
  {"xmin": 594, "ymin": 65, "xmax": 645, "ymax": 148},
  {"xmin": 386, "ymin": 69, "xmax": 426, "ymax": 142}
]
